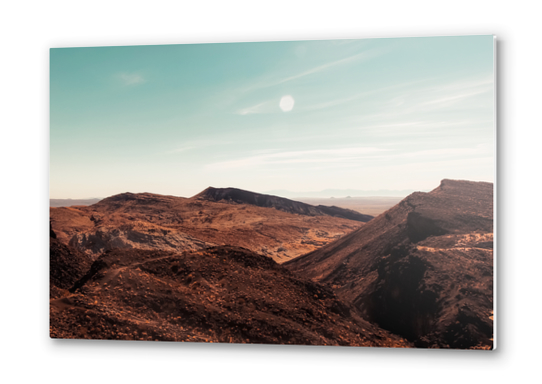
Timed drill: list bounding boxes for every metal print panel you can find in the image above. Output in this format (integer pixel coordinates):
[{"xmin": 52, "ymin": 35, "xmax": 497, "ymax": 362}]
[{"xmin": 50, "ymin": 36, "xmax": 495, "ymax": 349}]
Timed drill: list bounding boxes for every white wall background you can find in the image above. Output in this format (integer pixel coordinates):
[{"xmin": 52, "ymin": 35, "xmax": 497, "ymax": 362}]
[{"xmin": 1, "ymin": 1, "xmax": 539, "ymax": 382}]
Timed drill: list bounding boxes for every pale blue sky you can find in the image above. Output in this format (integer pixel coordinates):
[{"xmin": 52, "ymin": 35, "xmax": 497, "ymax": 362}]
[{"xmin": 50, "ymin": 36, "xmax": 494, "ymax": 198}]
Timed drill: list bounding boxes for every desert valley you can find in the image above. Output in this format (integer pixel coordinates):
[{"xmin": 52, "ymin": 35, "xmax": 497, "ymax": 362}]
[{"xmin": 50, "ymin": 179, "xmax": 493, "ymax": 349}]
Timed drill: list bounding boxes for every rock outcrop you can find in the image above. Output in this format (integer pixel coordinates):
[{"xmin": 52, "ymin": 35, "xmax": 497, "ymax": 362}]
[{"xmin": 50, "ymin": 223, "xmax": 92, "ymax": 299}]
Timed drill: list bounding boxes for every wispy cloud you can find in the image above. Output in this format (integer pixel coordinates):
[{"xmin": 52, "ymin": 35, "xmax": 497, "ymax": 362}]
[
  {"xmin": 164, "ymin": 139, "xmax": 233, "ymax": 155},
  {"xmin": 240, "ymin": 48, "xmax": 386, "ymax": 94},
  {"xmin": 118, "ymin": 72, "xmax": 146, "ymax": 86},
  {"xmin": 302, "ymin": 79, "xmax": 436, "ymax": 112},
  {"xmin": 206, "ymin": 147, "xmax": 389, "ymax": 170},
  {"xmin": 394, "ymin": 143, "xmax": 492, "ymax": 160},
  {"xmin": 394, "ymin": 77, "xmax": 494, "ymax": 114},
  {"xmin": 164, "ymin": 146, "xmax": 195, "ymax": 154},
  {"xmin": 415, "ymin": 89, "xmax": 491, "ymax": 109},
  {"xmin": 304, "ymin": 94, "xmax": 361, "ymax": 111},
  {"xmin": 273, "ymin": 51, "xmax": 371, "ymax": 85},
  {"xmin": 236, "ymin": 100, "xmax": 277, "ymax": 115},
  {"xmin": 332, "ymin": 75, "xmax": 494, "ymax": 130},
  {"xmin": 347, "ymin": 119, "xmax": 490, "ymax": 140}
]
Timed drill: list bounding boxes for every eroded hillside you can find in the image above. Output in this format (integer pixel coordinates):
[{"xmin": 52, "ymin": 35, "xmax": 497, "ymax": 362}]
[{"xmin": 51, "ymin": 190, "xmax": 368, "ymax": 263}]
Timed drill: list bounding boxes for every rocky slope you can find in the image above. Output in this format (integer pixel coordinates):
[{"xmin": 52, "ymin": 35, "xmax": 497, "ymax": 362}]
[
  {"xmin": 50, "ymin": 245, "xmax": 410, "ymax": 347},
  {"xmin": 50, "ymin": 223, "xmax": 92, "ymax": 299},
  {"xmin": 285, "ymin": 179, "xmax": 494, "ymax": 349},
  {"xmin": 51, "ymin": 190, "xmax": 367, "ymax": 263}
]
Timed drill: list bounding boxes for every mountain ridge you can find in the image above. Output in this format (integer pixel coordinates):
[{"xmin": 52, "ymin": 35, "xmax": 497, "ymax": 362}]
[
  {"xmin": 194, "ymin": 187, "xmax": 373, "ymax": 222},
  {"xmin": 285, "ymin": 179, "xmax": 494, "ymax": 349}
]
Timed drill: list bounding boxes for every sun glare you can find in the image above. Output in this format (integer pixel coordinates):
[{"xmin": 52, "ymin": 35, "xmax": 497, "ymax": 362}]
[{"xmin": 279, "ymin": 95, "xmax": 295, "ymax": 112}]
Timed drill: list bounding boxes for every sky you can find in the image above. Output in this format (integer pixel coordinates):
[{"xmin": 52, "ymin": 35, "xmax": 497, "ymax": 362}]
[{"xmin": 50, "ymin": 36, "xmax": 495, "ymax": 199}]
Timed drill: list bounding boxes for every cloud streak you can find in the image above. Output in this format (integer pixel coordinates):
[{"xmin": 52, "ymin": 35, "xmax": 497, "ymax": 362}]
[
  {"xmin": 236, "ymin": 100, "xmax": 277, "ymax": 115},
  {"xmin": 393, "ymin": 77, "xmax": 494, "ymax": 114},
  {"xmin": 164, "ymin": 146, "xmax": 195, "ymax": 154},
  {"xmin": 272, "ymin": 51, "xmax": 374, "ymax": 86},
  {"xmin": 118, "ymin": 72, "xmax": 146, "ymax": 86},
  {"xmin": 300, "ymin": 79, "xmax": 438, "ymax": 112},
  {"xmin": 206, "ymin": 147, "xmax": 389, "ymax": 170},
  {"xmin": 240, "ymin": 48, "xmax": 386, "ymax": 95},
  {"xmin": 164, "ymin": 138, "xmax": 234, "ymax": 155}
]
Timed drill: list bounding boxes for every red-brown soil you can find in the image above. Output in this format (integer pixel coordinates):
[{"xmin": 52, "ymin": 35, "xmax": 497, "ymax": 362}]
[
  {"xmin": 285, "ymin": 179, "xmax": 494, "ymax": 349},
  {"xmin": 50, "ymin": 189, "xmax": 367, "ymax": 263},
  {"xmin": 50, "ymin": 244, "xmax": 410, "ymax": 347}
]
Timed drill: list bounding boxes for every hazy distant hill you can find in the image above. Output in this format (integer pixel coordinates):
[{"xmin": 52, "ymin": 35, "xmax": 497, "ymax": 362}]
[
  {"xmin": 50, "ymin": 198, "xmax": 102, "ymax": 207},
  {"xmin": 286, "ymin": 179, "xmax": 494, "ymax": 349},
  {"xmin": 297, "ymin": 196, "xmax": 404, "ymax": 217},
  {"xmin": 265, "ymin": 188, "xmax": 418, "ymax": 198}
]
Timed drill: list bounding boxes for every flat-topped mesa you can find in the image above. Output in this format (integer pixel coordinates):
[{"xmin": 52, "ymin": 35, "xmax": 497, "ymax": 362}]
[
  {"xmin": 397, "ymin": 179, "xmax": 494, "ymax": 238},
  {"xmin": 193, "ymin": 186, "xmax": 373, "ymax": 222},
  {"xmin": 432, "ymin": 178, "xmax": 494, "ymax": 197}
]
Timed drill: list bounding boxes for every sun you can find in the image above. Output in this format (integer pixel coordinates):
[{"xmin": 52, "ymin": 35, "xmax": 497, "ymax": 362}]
[{"xmin": 279, "ymin": 95, "xmax": 295, "ymax": 112}]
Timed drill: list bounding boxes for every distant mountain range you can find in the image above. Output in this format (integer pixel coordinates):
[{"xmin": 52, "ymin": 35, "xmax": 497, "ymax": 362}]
[
  {"xmin": 265, "ymin": 188, "xmax": 420, "ymax": 198},
  {"xmin": 50, "ymin": 188, "xmax": 417, "ymax": 207}
]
